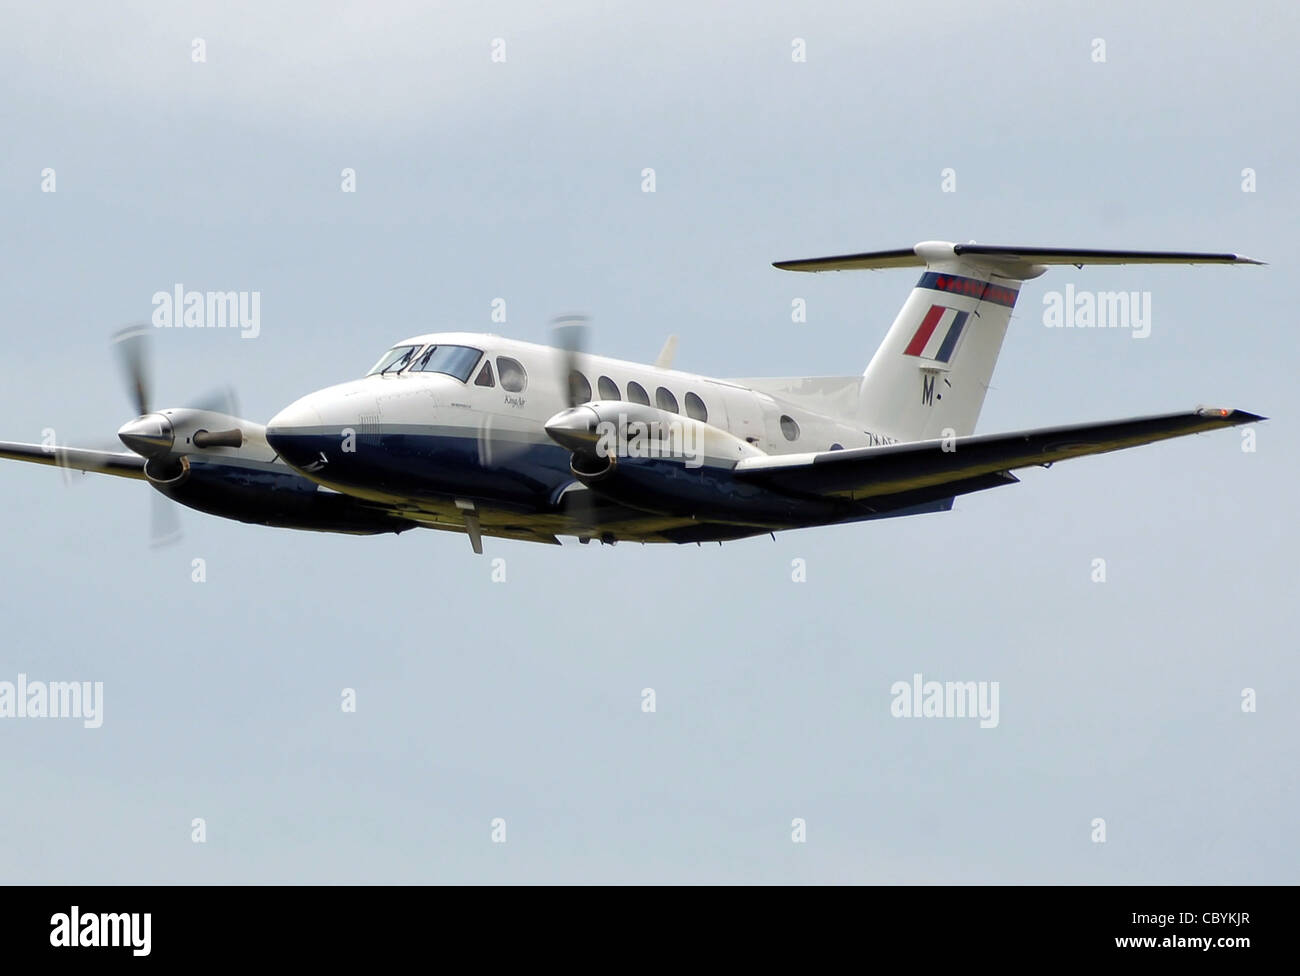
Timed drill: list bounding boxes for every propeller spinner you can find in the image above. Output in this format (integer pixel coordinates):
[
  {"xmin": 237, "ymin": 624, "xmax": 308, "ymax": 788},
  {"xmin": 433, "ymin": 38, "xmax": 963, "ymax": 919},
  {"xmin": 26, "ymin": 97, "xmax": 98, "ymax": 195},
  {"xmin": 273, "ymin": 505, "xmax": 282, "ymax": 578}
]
[{"xmin": 117, "ymin": 413, "xmax": 174, "ymax": 457}]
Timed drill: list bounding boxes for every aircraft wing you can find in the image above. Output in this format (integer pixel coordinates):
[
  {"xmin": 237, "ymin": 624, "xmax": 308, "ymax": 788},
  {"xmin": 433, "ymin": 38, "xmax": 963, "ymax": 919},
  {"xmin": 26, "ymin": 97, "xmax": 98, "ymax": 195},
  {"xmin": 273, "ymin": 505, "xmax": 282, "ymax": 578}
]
[
  {"xmin": 0, "ymin": 441, "xmax": 147, "ymax": 480},
  {"xmin": 732, "ymin": 408, "xmax": 1262, "ymax": 503}
]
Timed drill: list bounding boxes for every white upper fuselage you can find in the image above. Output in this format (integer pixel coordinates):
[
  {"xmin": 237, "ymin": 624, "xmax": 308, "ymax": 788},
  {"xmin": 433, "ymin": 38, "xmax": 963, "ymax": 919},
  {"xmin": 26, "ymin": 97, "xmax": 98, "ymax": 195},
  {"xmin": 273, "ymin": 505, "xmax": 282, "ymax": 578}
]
[{"xmin": 269, "ymin": 331, "xmax": 889, "ymax": 459}]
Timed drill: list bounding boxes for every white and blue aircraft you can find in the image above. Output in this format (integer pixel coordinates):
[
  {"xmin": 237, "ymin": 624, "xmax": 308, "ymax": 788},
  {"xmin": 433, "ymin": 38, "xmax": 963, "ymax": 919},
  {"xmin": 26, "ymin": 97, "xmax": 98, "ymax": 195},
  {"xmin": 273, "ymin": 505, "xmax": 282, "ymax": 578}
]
[{"xmin": 0, "ymin": 242, "xmax": 1264, "ymax": 552}]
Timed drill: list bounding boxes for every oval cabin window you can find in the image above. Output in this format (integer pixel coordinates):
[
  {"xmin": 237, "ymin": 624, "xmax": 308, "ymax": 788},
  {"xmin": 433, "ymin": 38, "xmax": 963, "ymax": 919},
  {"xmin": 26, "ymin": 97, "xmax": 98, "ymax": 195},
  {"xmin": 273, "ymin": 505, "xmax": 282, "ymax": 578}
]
[
  {"xmin": 655, "ymin": 387, "xmax": 679, "ymax": 413},
  {"xmin": 568, "ymin": 371, "xmax": 592, "ymax": 404}
]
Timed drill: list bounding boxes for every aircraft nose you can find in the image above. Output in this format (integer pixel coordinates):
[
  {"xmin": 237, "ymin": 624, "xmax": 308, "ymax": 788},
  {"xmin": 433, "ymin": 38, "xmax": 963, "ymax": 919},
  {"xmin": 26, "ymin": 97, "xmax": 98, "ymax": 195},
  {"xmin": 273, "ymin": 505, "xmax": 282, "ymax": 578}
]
[
  {"xmin": 267, "ymin": 396, "xmax": 323, "ymax": 436},
  {"xmin": 117, "ymin": 413, "xmax": 174, "ymax": 457},
  {"xmin": 265, "ymin": 396, "xmax": 324, "ymax": 463}
]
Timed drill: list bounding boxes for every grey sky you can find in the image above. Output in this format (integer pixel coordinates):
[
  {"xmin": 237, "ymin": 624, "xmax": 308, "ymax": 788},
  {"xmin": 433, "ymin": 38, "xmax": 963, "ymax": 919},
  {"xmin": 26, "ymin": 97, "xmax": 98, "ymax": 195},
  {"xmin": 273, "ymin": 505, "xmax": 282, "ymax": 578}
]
[{"xmin": 0, "ymin": 0, "xmax": 1294, "ymax": 883}]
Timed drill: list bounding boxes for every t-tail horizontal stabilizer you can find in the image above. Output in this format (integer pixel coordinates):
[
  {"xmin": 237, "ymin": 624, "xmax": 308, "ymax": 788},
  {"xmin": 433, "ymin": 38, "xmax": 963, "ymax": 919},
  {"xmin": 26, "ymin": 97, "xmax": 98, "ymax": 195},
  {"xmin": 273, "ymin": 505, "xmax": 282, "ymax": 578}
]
[{"xmin": 775, "ymin": 243, "xmax": 1264, "ymax": 277}]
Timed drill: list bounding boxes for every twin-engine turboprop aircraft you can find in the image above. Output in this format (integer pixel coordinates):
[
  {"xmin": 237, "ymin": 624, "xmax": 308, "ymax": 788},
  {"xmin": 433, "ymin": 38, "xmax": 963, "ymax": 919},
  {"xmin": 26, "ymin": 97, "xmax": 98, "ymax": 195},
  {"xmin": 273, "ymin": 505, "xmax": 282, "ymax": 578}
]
[{"xmin": 0, "ymin": 241, "xmax": 1264, "ymax": 552}]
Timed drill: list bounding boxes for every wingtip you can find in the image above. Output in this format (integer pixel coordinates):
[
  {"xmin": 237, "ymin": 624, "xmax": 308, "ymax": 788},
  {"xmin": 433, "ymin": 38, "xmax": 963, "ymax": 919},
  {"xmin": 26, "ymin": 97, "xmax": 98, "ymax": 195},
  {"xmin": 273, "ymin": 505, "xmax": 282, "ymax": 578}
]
[
  {"xmin": 1221, "ymin": 409, "xmax": 1266, "ymax": 423},
  {"xmin": 1195, "ymin": 407, "xmax": 1266, "ymax": 424}
]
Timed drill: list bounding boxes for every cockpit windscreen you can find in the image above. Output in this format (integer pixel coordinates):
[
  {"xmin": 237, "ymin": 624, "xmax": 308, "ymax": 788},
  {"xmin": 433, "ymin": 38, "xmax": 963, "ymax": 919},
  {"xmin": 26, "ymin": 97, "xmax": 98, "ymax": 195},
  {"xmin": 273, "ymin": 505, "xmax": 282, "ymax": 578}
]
[
  {"xmin": 409, "ymin": 345, "xmax": 483, "ymax": 383},
  {"xmin": 367, "ymin": 345, "xmax": 421, "ymax": 376}
]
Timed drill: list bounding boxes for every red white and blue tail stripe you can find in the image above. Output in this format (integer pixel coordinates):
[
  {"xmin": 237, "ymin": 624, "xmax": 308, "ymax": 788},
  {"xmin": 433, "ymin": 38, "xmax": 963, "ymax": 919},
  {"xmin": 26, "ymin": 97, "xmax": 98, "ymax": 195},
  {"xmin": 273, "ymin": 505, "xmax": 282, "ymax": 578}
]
[{"xmin": 902, "ymin": 305, "xmax": 969, "ymax": 363}]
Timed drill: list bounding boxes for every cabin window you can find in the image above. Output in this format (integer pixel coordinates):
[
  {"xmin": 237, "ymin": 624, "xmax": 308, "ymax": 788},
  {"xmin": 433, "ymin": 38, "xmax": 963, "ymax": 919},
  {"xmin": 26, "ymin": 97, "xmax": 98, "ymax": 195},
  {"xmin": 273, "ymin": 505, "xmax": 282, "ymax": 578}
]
[
  {"xmin": 497, "ymin": 357, "xmax": 527, "ymax": 393},
  {"xmin": 597, "ymin": 376, "xmax": 620, "ymax": 400},
  {"xmin": 684, "ymin": 392, "xmax": 707, "ymax": 422},
  {"xmin": 568, "ymin": 371, "xmax": 592, "ymax": 404},
  {"xmin": 780, "ymin": 415, "xmax": 800, "ymax": 441},
  {"xmin": 475, "ymin": 361, "xmax": 495, "ymax": 387},
  {"xmin": 655, "ymin": 387, "xmax": 679, "ymax": 413},
  {"xmin": 411, "ymin": 344, "xmax": 483, "ymax": 382},
  {"xmin": 626, "ymin": 381, "xmax": 650, "ymax": 405}
]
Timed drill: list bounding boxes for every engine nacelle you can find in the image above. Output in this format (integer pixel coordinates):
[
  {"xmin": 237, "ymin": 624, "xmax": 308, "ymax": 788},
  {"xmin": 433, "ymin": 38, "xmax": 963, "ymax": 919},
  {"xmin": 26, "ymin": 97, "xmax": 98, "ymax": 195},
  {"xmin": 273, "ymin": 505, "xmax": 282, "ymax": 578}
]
[
  {"xmin": 133, "ymin": 412, "xmax": 410, "ymax": 535},
  {"xmin": 155, "ymin": 458, "xmax": 416, "ymax": 535},
  {"xmin": 547, "ymin": 402, "xmax": 761, "ymax": 466},
  {"xmin": 545, "ymin": 401, "xmax": 839, "ymax": 525}
]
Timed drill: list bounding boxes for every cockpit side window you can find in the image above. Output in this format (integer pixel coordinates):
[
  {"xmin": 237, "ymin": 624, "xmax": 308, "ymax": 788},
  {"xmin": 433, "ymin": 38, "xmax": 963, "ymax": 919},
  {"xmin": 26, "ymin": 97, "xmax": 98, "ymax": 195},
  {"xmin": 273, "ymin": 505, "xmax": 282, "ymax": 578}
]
[
  {"xmin": 497, "ymin": 356, "xmax": 527, "ymax": 393},
  {"xmin": 367, "ymin": 344, "xmax": 421, "ymax": 376},
  {"xmin": 410, "ymin": 344, "xmax": 483, "ymax": 382},
  {"xmin": 475, "ymin": 361, "xmax": 495, "ymax": 387}
]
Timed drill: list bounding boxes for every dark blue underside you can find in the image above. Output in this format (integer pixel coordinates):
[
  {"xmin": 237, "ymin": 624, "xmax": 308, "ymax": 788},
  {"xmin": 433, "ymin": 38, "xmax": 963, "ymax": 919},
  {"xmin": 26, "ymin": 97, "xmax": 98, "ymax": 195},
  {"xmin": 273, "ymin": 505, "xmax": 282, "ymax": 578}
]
[
  {"xmin": 263, "ymin": 430, "xmax": 985, "ymax": 534},
  {"xmin": 164, "ymin": 459, "xmax": 416, "ymax": 534},
  {"xmin": 267, "ymin": 431, "xmax": 574, "ymax": 509}
]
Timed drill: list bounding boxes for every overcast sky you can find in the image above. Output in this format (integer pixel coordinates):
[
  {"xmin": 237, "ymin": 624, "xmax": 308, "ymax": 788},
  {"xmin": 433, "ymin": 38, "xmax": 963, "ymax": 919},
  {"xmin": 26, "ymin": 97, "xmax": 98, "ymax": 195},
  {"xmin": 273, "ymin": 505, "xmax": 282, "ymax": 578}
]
[{"xmin": 0, "ymin": 0, "xmax": 1295, "ymax": 883}]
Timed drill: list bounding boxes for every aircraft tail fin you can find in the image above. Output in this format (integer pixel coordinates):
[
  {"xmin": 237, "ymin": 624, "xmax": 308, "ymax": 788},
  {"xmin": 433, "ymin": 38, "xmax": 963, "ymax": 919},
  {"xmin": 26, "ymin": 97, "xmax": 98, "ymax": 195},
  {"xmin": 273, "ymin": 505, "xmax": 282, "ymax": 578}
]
[{"xmin": 774, "ymin": 242, "xmax": 1262, "ymax": 441}]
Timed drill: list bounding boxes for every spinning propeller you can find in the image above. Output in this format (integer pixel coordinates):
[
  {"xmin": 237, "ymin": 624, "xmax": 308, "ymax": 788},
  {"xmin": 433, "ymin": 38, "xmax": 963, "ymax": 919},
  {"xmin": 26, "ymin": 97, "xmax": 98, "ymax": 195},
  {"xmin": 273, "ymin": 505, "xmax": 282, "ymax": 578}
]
[
  {"xmin": 93, "ymin": 326, "xmax": 244, "ymax": 546},
  {"xmin": 545, "ymin": 314, "xmax": 608, "ymax": 538}
]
